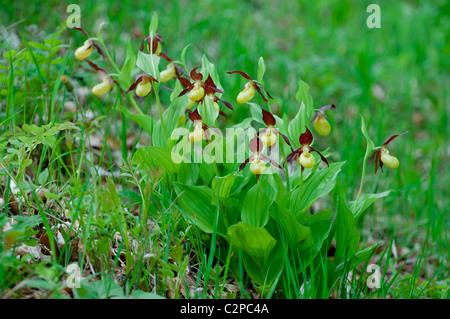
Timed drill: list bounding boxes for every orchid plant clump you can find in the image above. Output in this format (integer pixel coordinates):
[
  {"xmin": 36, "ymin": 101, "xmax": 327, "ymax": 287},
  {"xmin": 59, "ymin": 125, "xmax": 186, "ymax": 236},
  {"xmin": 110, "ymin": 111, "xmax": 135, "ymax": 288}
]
[{"xmin": 68, "ymin": 12, "xmax": 409, "ymax": 298}]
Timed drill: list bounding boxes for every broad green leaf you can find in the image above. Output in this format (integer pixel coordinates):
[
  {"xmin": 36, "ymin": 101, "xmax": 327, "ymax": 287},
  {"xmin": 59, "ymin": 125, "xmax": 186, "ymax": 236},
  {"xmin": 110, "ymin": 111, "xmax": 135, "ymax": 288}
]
[
  {"xmin": 287, "ymin": 101, "xmax": 308, "ymax": 149},
  {"xmin": 228, "ymin": 222, "xmax": 276, "ymax": 265},
  {"xmin": 360, "ymin": 114, "xmax": 375, "ymax": 159},
  {"xmin": 174, "ymin": 182, "xmax": 227, "ymax": 235},
  {"xmin": 271, "ymin": 201, "xmax": 311, "ymax": 247},
  {"xmin": 334, "ymin": 192, "xmax": 360, "ymax": 265},
  {"xmin": 136, "ymin": 51, "xmax": 160, "ymax": 80},
  {"xmin": 130, "ymin": 290, "xmax": 165, "ymax": 299},
  {"xmin": 295, "ymin": 77, "xmax": 314, "ymax": 112},
  {"xmin": 118, "ymin": 39, "xmax": 137, "ymax": 88},
  {"xmin": 37, "ymin": 168, "xmax": 49, "ymax": 186},
  {"xmin": 335, "ymin": 245, "xmax": 378, "ymax": 273},
  {"xmin": 149, "ymin": 12, "xmax": 158, "ymax": 38},
  {"xmin": 289, "ymin": 161, "xmax": 345, "ymax": 214},
  {"xmin": 132, "ymin": 146, "xmax": 185, "ymax": 183},
  {"xmin": 249, "ymin": 102, "xmax": 264, "ymax": 124},
  {"xmin": 349, "ymin": 190, "xmax": 391, "ymax": 220},
  {"xmin": 117, "ymin": 105, "xmax": 153, "ymax": 137},
  {"xmin": 211, "ymin": 172, "xmax": 241, "ymax": 205},
  {"xmin": 201, "ymin": 55, "xmax": 223, "ymax": 92},
  {"xmin": 293, "ymin": 218, "xmax": 333, "ymax": 271},
  {"xmin": 257, "ymin": 57, "xmax": 265, "ymax": 84},
  {"xmin": 241, "ymin": 175, "xmax": 277, "ymax": 227}
]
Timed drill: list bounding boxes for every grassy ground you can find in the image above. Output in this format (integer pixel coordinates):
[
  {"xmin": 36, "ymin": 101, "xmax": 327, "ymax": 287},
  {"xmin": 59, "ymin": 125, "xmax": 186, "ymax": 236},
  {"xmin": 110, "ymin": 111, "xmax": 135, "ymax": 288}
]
[{"xmin": 0, "ymin": 0, "xmax": 449, "ymax": 299}]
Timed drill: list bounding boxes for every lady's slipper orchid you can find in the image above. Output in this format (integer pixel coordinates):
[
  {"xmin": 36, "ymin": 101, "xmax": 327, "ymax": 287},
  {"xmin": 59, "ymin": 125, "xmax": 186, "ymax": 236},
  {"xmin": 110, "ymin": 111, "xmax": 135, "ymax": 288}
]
[
  {"xmin": 227, "ymin": 70, "xmax": 273, "ymax": 104},
  {"xmin": 186, "ymin": 109, "xmax": 221, "ymax": 143},
  {"xmin": 177, "ymin": 69, "xmax": 232, "ymax": 117},
  {"xmin": 126, "ymin": 73, "xmax": 158, "ymax": 98},
  {"xmin": 240, "ymin": 136, "xmax": 283, "ymax": 180},
  {"xmin": 259, "ymin": 109, "xmax": 291, "ymax": 148},
  {"xmin": 72, "ymin": 27, "xmax": 105, "ymax": 60},
  {"xmin": 312, "ymin": 104, "xmax": 335, "ymax": 136},
  {"xmin": 84, "ymin": 60, "xmax": 123, "ymax": 97},
  {"xmin": 140, "ymin": 33, "xmax": 171, "ymax": 62},
  {"xmin": 160, "ymin": 62, "xmax": 177, "ymax": 83},
  {"xmin": 92, "ymin": 76, "xmax": 112, "ymax": 96},
  {"xmin": 369, "ymin": 131, "xmax": 408, "ymax": 174},
  {"xmin": 75, "ymin": 40, "xmax": 93, "ymax": 60},
  {"xmin": 286, "ymin": 127, "xmax": 329, "ymax": 169}
]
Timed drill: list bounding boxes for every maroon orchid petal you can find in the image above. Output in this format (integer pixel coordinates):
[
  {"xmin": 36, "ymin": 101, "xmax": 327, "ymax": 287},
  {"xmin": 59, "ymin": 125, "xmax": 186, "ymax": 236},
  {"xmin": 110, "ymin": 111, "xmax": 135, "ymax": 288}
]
[
  {"xmin": 256, "ymin": 83, "xmax": 274, "ymax": 100},
  {"xmin": 318, "ymin": 104, "xmax": 336, "ymax": 112},
  {"xmin": 187, "ymin": 109, "xmax": 202, "ymax": 122},
  {"xmin": 159, "ymin": 52, "xmax": 172, "ymax": 63},
  {"xmin": 285, "ymin": 148, "xmax": 302, "ymax": 163},
  {"xmin": 226, "ymin": 70, "xmax": 253, "ymax": 81},
  {"xmin": 239, "ymin": 154, "xmax": 255, "ymax": 171},
  {"xmin": 382, "ymin": 131, "xmax": 408, "ymax": 147},
  {"xmin": 205, "ymin": 75, "xmax": 216, "ymax": 89},
  {"xmin": 140, "ymin": 35, "xmax": 152, "ymax": 51},
  {"xmin": 218, "ymin": 110, "xmax": 229, "ymax": 119},
  {"xmin": 249, "ymin": 136, "xmax": 264, "ymax": 153},
  {"xmin": 175, "ymin": 77, "xmax": 192, "ymax": 89},
  {"xmin": 279, "ymin": 133, "xmax": 292, "ymax": 147},
  {"xmin": 253, "ymin": 84, "xmax": 269, "ymax": 103},
  {"xmin": 73, "ymin": 27, "xmax": 90, "ymax": 39},
  {"xmin": 111, "ymin": 78, "xmax": 125, "ymax": 97},
  {"xmin": 190, "ymin": 66, "xmax": 203, "ymax": 82},
  {"xmin": 311, "ymin": 112, "xmax": 320, "ymax": 123},
  {"xmin": 219, "ymin": 99, "xmax": 234, "ymax": 112},
  {"xmin": 84, "ymin": 60, "xmax": 107, "ymax": 73},
  {"xmin": 261, "ymin": 109, "xmax": 276, "ymax": 127},
  {"xmin": 310, "ymin": 146, "xmax": 329, "ymax": 166},
  {"xmin": 126, "ymin": 77, "xmax": 144, "ymax": 93},
  {"xmin": 90, "ymin": 43, "xmax": 106, "ymax": 58},
  {"xmin": 178, "ymin": 84, "xmax": 195, "ymax": 98},
  {"xmin": 160, "ymin": 84, "xmax": 174, "ymax": 92},
  {"xmin": 259, "ymin": 153, "xmax": 284, "ymax": 171},
  {"xmin": 299, "ymin": 127, "xmax": 313, "ymax": 146},
  {"xmin": 368, "ymin": 149, "xmax": 379, "ymax": 165}
]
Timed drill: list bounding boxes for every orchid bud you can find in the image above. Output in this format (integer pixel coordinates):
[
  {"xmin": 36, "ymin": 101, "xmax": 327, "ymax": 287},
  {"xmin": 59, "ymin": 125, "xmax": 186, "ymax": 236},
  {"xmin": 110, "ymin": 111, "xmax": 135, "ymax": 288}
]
[
  {"xmin": 92, "ymin": 77, "xmax": 111, "ymax": 96},
  {"xmin": 160, "ymin": 63, "xmax": 176, "ymax": 83},
  {"xmin": 314, "ymin": 114, "xmax": 331, "ymax": 136},
  {"xmin": 380, "ymin": 148, "xmax": 399, "ymax": 168},
  {"xmin": 75, "ymin": 40, "xmax": 93, "ymax": 60},
  {"xmin": 236, "ymin": 81, "xmax": 255, "ymax": 104},
  {"xmin": 296, "ymin": 148, "xmax": 315, "ymax": 168},
  {"xmin": 250, "ymin": 157, "xmax": 266, "ymax": 175},
  {"xmin": 260, "ymin": 128, "xmax": 277, "ymax": 147},
  {"xmin": 136, "ymin": 77, "xmax": 152, "ymax": 97},
  {"xmin": 188, "ymin": 83, "xmax": 205, "ymax": 102},
  {"xmin": 189, "ymin": 125, "xmax": 204, "ymax": 142}
]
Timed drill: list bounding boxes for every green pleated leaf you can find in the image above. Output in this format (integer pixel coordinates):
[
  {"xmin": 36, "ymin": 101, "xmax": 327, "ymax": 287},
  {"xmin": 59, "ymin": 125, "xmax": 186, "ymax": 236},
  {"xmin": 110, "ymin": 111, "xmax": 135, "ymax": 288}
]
[
  {"xmin": 271, "ymin": 201, "xmax": 312, "ymax": 247},
  {"xmin": 241, "ymin": 175, "xmax": 277, "ymax": 227},
  {"xmin": 334, "ymin": 191, "xmax": 360, "ymax": 265},
  {"xmin": 174, "ymin": 182, "xmax": 227, "ymax": 236},
  {"xmin": 132, "ymin": 146, "xmax": 188, "ymax": 183},
  {"xmin": 349, "ymin": 190, "xmax": 391, "ymax": 220},
  {"xmin": 289, "ymin": 161, "xmax": 345, "ymax": 215},
  {"xmin": 211, "ymin": 172, "xmax": 242, "ymax": 205}
]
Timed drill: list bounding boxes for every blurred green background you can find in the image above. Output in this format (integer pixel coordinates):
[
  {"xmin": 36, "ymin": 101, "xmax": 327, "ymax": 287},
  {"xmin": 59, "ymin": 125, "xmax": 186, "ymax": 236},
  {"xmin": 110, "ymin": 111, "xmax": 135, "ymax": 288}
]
[{"xmin": 2, "ymin": 0, "xmax": 449, "ymax": 274}]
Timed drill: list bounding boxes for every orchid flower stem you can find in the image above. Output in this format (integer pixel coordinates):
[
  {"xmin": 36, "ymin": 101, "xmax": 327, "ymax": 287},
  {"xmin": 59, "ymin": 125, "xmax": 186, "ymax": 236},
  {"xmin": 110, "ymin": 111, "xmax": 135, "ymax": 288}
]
[
  {"xmin": 281, "ymin": 146, "xmax": 291, "ymax": 192},
  {"xmin": 258, "ymin": 178, "xmax": 262, "ymax": 227},
  {"xmin": 154, "ymin": 86, "xmax": 168, "ymax": 144},
  {"xmin": 99, "ymin": 40, "xmax": 144, "ymax": 115},
  {"xmin": 353, "ymin": 155, "xmax": 367, "ymax": 215},
  {"xmin": 299, "ymin": 168, "xmax": 304, "ymax": 214}
]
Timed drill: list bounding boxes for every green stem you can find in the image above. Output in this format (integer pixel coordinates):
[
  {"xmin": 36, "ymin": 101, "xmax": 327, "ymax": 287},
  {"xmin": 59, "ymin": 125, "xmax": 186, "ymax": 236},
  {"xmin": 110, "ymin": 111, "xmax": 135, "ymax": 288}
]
[
  {"xmin": 353, "ymin": 155, "xmax": 367, "ymax": 215},
  {"xmin": 154, "ymin": 86, "xmax": 168, "ymax": 144},
  {"xmin": 299, "ymin": 168, "xmax": 304, "ymax": 214},
  {"xmin": 258, "ymin": 177, "xmax": 262, "ymax": 227}
]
